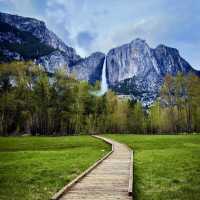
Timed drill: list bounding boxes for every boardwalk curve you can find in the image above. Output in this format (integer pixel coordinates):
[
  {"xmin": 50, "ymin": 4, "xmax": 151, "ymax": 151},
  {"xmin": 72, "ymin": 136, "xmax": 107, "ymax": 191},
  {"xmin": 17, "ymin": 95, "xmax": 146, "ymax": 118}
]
[{"xmin": 52, "ymin": 135, "xmax": 133, "ymax": 200}]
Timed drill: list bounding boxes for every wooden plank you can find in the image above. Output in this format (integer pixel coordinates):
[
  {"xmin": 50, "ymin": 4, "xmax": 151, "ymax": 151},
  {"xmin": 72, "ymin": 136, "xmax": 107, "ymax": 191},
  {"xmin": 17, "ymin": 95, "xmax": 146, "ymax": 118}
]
[
  {"xmin": 52, "ymin": 135, "xmax": 133, "ymax": 200},
  {"xmin": 51, "ymin": 138, "xmax": 113, "ymax": 200},
  {"xmin": 128, "ymin": 150, "xmax": 133, "ymax": 196}
]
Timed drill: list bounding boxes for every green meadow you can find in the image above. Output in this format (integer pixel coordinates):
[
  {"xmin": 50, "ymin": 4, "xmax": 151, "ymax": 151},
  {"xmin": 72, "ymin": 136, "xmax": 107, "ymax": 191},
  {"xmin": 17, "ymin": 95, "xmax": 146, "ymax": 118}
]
[
  {"xmin": 107, "ymin": 134, "xmax": 200, "ymax": 200},
  {"xmin": 0, "ymin": 136, "xmax": 110, "ymax": 200},
  {"xmin": 1, "ymin": 134, "xmax": 200, "ymax": 200}
]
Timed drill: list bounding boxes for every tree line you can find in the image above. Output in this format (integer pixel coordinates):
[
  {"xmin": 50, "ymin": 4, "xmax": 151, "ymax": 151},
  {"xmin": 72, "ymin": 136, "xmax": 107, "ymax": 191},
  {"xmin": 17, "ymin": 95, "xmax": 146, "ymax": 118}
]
[
  {"xmin": 0, "ymin": 61, "xmax": 200, "ymax": 136},
  {"xmin": 149, "ymin": 73, "xmax": 200, "ymax": 133}
]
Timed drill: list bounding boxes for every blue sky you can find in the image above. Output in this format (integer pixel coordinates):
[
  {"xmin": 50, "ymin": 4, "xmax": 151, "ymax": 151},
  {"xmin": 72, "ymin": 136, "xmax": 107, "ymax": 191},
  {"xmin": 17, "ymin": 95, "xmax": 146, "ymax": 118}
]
[{"xmin": 0, "ymin": 0, "xmax": 199, "ymax": 69}]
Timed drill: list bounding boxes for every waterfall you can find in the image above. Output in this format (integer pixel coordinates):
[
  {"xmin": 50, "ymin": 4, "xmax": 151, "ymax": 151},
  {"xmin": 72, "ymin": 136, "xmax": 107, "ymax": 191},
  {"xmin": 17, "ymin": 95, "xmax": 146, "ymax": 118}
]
[
  {"xmin": 90, "ymin": 57, "xmax": 108, "ymax": 96},
  {"xmin": 100, "ymin": 56, "xmax": 108, "ymax": 94}
]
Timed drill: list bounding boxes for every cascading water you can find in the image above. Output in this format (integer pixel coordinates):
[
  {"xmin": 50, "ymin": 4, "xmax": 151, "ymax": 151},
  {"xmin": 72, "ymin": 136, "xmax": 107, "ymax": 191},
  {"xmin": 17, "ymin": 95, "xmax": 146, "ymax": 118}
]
[
  {"xmin": 100, "ymin": 56, "xmax": 108, "ymax": 94},
  {"xmin": 90, "ymin": 56, "xmax": 108, "ymax": 96}
]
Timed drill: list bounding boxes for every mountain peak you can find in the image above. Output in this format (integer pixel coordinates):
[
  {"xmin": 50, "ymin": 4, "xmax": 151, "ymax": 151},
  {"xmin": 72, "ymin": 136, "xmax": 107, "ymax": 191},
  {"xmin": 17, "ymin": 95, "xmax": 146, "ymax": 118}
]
[
  {"xmin": 131, "ymin": 38, "xmax": 146, "ymax": 44},
  {"xmin": 129, "ymin": 38, "xmax": 151, "ymax": 53},
  {"xmin": 89, "ymin": 52, "xmax": 105, "ymax": 57},
  {"xmin": 156, "ymin": 44, "xmax": 179, "ymax": 55},
  {"xmin": 130, "ymin": 38, "xmax": 148, "ymax": 47},
  {"xmin": 106, "ymin": 38, "xmax": 198, "ymax": 105},
  {"xmin": 0, "ymin": 11, "xmax": 82, "ymax": 68},
  {"xmin": 0, "ymin": 12, "xmax": 46, "ymax": 28}
]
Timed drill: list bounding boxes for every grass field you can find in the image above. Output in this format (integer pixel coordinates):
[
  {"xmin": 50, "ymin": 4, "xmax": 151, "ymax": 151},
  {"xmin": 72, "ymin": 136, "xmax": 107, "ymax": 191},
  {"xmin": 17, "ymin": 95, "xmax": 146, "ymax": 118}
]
[
  {"xmin": 0, "ymin": 136, "xmax": 110, "ymax": 200},
  {"xmin": 107, "ymin": 134, "xmax": 200, "ymax": 200}
]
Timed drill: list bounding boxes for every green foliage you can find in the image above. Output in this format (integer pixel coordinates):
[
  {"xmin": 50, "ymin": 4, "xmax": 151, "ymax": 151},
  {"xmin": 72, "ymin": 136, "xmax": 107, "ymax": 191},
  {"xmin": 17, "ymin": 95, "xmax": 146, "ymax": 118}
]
[
  {"xmin": 107, "ymin": 134, "xmax": 200, "ymax": 200},
  {"xmin": 150, "ymin": 73, "xmax": 200, "ymax": 133},
  {"xmin": 0, "ymin": 50, "xmax": 6, "ymax": 61},
  {"xmin": 0, "ymin": 136, "xmax": 110, "ymax": 200},
  {"xmin": 0, "ymin": 62, "xmax": 200, "ymax": 135},
  {"xmin": 0, "ymin": 61, "xmax": 146, "ymax": 135}
]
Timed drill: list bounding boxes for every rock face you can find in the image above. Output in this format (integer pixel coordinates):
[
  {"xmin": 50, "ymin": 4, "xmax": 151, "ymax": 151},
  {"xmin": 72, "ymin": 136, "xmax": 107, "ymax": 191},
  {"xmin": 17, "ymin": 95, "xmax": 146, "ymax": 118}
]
[
  {"xmin": 0, "ymin": 12, "xmax": 81, "ymax": 71},
  {"xmin": 71, "ymin": 52, "xmax": 105, "ymax": 83},
  {"xmin": 0, "ymin": 12, "xmax": 104, "ymax": 82},
  {"xmin": 0, "ymin": 12, "xmax": 80, "ymax": 65},
  {"xmin": 106, "ymin": 39, "xmax": 198, "ymax": 105},
  {"xmin": 36, "ymin": 50, "xmax": 71, "ymax": 73}
]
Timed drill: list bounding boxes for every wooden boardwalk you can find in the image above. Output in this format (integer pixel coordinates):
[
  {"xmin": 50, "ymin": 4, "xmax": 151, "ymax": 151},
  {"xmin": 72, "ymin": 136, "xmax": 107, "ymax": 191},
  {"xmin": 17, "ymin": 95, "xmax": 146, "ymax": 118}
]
[{"xmin": 57, "ymin": 136, "xmax": 133, "ymax": 200}]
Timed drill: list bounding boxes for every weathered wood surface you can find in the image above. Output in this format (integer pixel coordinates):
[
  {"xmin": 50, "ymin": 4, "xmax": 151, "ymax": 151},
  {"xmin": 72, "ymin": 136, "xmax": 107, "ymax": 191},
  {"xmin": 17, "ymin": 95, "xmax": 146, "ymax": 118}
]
[{"xmin": 58, "ymin": 136, "xmax": 133, "ymax": 200}]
